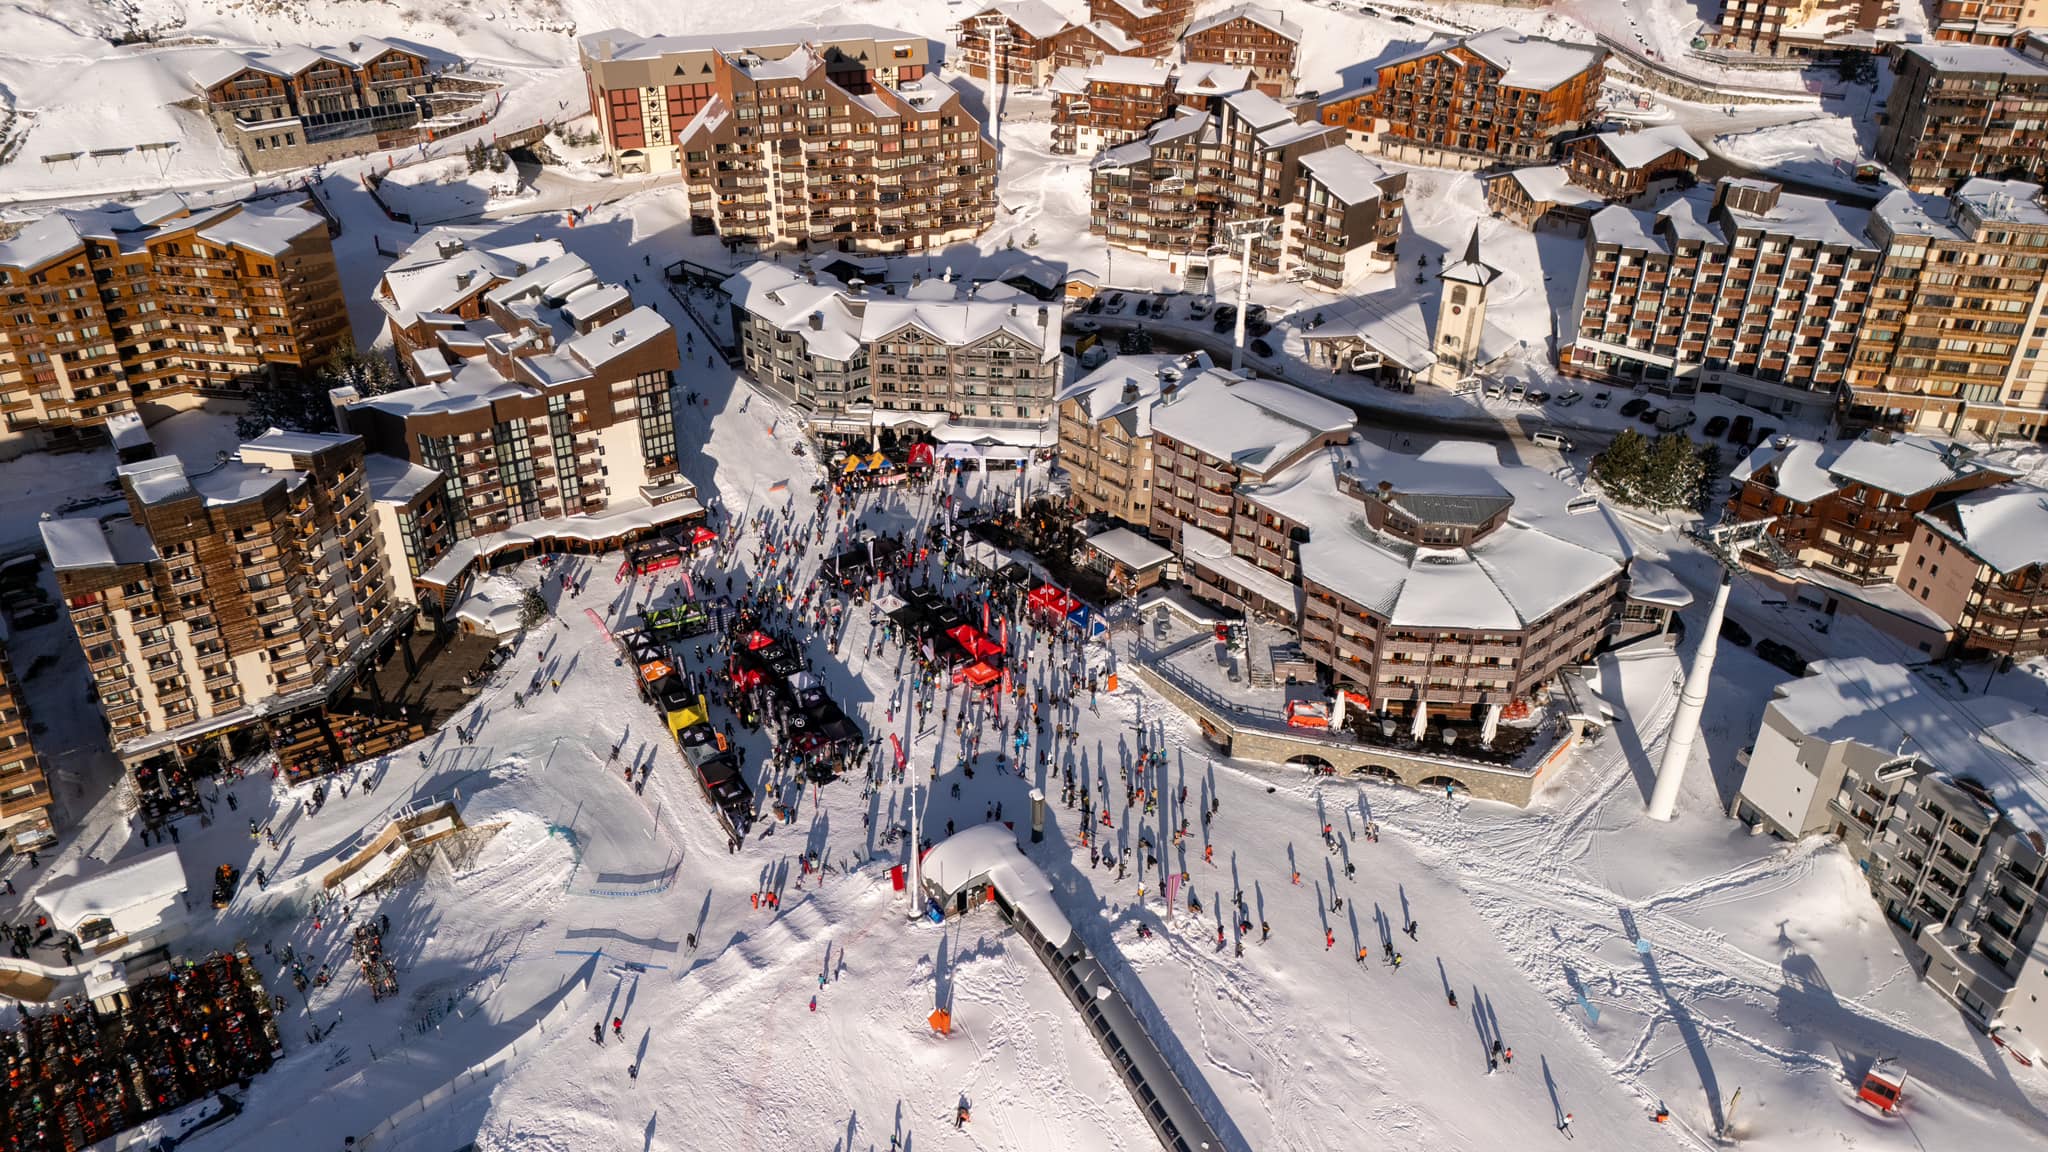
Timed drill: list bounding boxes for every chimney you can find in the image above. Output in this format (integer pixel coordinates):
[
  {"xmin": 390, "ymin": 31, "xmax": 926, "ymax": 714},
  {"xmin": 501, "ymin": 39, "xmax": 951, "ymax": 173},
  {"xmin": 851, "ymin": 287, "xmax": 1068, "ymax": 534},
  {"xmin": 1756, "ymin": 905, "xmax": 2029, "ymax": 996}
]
[
  {"xmin": 599, "ymin": 38, "xmax": 615, "ymax": 62},
  {"xmin": 1038, "ymin": 306, "xmax": 1048, "ymax": 326},
  {"xmin": 1122, "ymin": 382, "xmax": 1140, "ymax": 404},
  {"xmin": 611, "ymin": 328, "xmax": 627, "ymax": 345},
  {"xmin": 456, "ymin": 270, "xmax": 475, "ymax": 289},
  {"xmin": 912, "ymin": 272, "xmax": 922, "ymax": 287},
  {"xmin": 1009, "ymin": 304, "xmax": 1018, "ymax": 317},
  {"xmin": 810, "ymin": 311, "xmax": 825, "ymax": 330},
  {"xmin": 349, "ymin": 40, "xmax": 362, "ymax": 53}
]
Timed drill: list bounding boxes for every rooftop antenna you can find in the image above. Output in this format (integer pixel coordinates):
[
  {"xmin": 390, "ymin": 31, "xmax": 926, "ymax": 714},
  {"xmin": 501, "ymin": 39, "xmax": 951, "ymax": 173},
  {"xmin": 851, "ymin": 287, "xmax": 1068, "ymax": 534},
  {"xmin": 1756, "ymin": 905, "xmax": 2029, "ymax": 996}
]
[{"xmin": 1647, "ymin": 517, "xmax": 1778, "ymax": 821}]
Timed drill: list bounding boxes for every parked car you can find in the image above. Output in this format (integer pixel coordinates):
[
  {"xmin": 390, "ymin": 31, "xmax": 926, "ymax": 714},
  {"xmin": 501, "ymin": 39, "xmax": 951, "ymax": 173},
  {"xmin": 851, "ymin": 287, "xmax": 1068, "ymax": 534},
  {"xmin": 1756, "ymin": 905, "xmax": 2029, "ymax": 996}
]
[
  {"xmin": 1720, "ymin": 620, "xmax": 1753, "ymax": 647},
  {"xmin": 1105, "ymin": 292, "xmax": 1127, "ymax": 313},
  {"xmin": 1525, "ymin": 389, "xmax": 1552, "ymax": 405},
  {"xmin": 1756, "ymin": 638, "xmax": 1808, "ymax": 675},
  {"xmin": 1079, "ymin": 344, "xmax": 1111, "ymax": 369},
  {"xmin": 1728, "ymin": 415, "xmax": 1754, "ymax": 444},
  {"xmin": 1484, "ymin": 383, "xmax": 1507, "ymax": 400},
  {"xmin": 1086, "ymin": 296, "xmax": 1105, "ymax": 314},
  {"xmin": 1250, "ymin": 337, "xmax": 1275, "ymax": 358},
  {"xmin": 1214, "ymin": 304, "xmax": 1238, "ymax": 326},
  {"xmin": 1188, "ymin": 297, "xmax": 1211, "ymax": 319},
  {"xmin": 1655, "ymin": 408, "xmax": 1696, "ymax": 432},
  {"xmin": 1555, "ymin": 390, "xmax": 1583, "ymax": 407},
  {"xmin": 1619, "ymin": 397, "xmax": 1651, "ymax": 418},
  {"xmin": 1637, "ymin": 406, "xmax": 1662, "ymax": 425},
  {"xmin": 1247, "ymin": 318, "xmax": 1274, "ymax": 337},
  {"xmin": 1152, "ymin": 294, "xmax": 1172, "ymax": 317},
  {"xmin": 1591, "ymin": 391, "xmax": 1612, "ymax": 409},
  {"xmin": 1072, "ymin": 317, "xmax": 1100, "ymax": 333},
  {"xmin": 1702, "ymin": 415, "xmax": 1729, "ymax": 438},
  {"xmin": 1245, "ymin": 303, "xmax": 1267, "ymax": 322}
]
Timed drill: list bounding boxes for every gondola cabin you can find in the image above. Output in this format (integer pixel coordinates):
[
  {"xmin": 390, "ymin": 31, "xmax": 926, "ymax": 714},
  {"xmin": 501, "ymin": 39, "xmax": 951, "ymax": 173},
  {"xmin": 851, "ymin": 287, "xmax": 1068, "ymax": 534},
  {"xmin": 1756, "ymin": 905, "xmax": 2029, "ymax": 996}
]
[{"xmin": 1858, "ymin": 1060, "xmax": 1906, "ymax": 1115}]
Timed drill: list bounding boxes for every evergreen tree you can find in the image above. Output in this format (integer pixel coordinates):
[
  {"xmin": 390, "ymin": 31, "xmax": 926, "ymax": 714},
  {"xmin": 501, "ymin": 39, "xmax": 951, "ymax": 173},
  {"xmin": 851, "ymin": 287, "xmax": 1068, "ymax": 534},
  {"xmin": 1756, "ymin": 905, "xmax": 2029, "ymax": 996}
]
[
  {"xmin": 519, "ymin": 587, "xmax": 550, "ymax": 631},
  {"xmin": 1592, "ymin": 428, "xmax": 1650, "ymax": 503},
  {"xmin": 236, "ymin": 347, "xmax": 402, "ymax": 440}
]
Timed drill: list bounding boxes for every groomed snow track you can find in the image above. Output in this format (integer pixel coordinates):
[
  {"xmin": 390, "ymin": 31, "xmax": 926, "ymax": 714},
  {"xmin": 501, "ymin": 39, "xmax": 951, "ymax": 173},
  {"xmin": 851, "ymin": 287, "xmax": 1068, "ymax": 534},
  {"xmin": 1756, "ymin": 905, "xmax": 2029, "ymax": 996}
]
[{"xmin": 997, "ymin": 892, "xmax": 1226, "ymax": 1152}]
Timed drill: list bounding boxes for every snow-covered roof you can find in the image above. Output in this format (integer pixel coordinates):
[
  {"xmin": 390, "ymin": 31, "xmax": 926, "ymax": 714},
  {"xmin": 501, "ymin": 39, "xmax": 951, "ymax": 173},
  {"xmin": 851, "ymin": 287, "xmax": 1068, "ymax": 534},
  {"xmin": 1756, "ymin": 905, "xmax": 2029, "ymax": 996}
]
[
  {"xmin": 1172, "ymin": 61, "xmax": 1254, "ymax": 95},
  {"xmin": 35, "ymin": 844, "xmax": 187, "ymax": 935},
  {"xmin": 1830, "ymin": 433, "xmax": 2006, "ymax": 496},
  {"xmin": 1625, "ymin": 560, "xmax": 1693, "ymax": 609},
  {"xmin": 562, "ymin": 283, "xmax": 632, "ymax": 326},
  {"xmin": 1296, "ymin": 295, "xmax": 1437, "ymax": 372},
  {"xmin": 1058, "ymin": 352, "xmax": 1184, "ymax": 437},
  {"xmin": 581, "ymin": 24, "xmax": 925, "ymax": 63},
  {"xmin": 562, "ymin": 306, "xmax": 672, "ymax": 369},
  {"xmin": 1588, "ymin": 203, "xmax": 1668, "ymax": 251},
  {"xmin": 195, "ymin": 200, "xmax": 326, "ymax": 256},
  {"xmin": 1591, "ymin": 125, "xmax": 1706, "ymax": 168},
  {"xmin": 964, "ymin": 0, "xmax": 1073, "ymax": 40},
  {"xmin": 1899, "ymin": 42, "xmax": 2048, "ymax": 75},
  {"xmin": 724, "ymin": 263, "xmax": 1059, "ymax": 362},
  {"xmin": 919, "ymin": 823, "xmax": 1075, "ymax": 949},
  {"xmin": 1086, "ymin": 527, "xmax": 1172, "ymax": 570},
  {"xmin": 357, "ymin": 360, "xmax": 537, "ymax": 419},
  {"xmin": 1459, "ymin": 28, "xmax": 1604, "ymax": 91},
  {"xmin": 364, "ymin": 453, "xmax": 444, "ymax": 506},
  {"xmin": 1088, "ymin": 55, "xmax": 1173, "ymax": 87},
  {"xmin": 1504, "ymin": 165, "xmax": 1604, "ymax": 208},
  {"xmin": 1149, "ymin": 372, "xmax": 1355, "ymax": 476},
  {"xmin": 1771, "ymin": 657, "xmax": 2048, "ymax": 833},
  {"xmin": 1186, "ymin": 4, "xmax": 1304, "ymax": 42},
  {"xmin": 1223, "ymin": 88, "xmax": 1297, "ymax": 130},
  {"xmin": 1441, "ymin": 229, "xmax": 1503, "ymax": 288},
  {"xmin": 1923, "ymin": 484, "xmax": 2048, "ymax": 575},
  {"xmin": 241, "ymin": 429, "xmax": 356, "ymax": 458},
  {"xmin": 0, "ymin": 196, "xmax": 316, "ymax": 273},
  {"xmin": 1266, "ymin": 439, "xmax": 1628, "ymax": 630},
  {"xmin": 105, "ymin": 411, "xmax": 151, "ymax": 452},
  {"xmin": 1077, "ymin": 20, "xmax": 1141, "ymax": 53},
  {"xmin": 1731, "ymin": 437, "xmax": 1839, "ymax": 504},
  {"xmin": 1956, "ymin": 177, "xmax": 2048, "ymax": 228},
  {"xmin": 41, "ymin": 518, "xmax": 120, "ymax": 571},
  {"xmin": 1296, "ymin": 147, "xmax": 1388, "ymax": 205}
]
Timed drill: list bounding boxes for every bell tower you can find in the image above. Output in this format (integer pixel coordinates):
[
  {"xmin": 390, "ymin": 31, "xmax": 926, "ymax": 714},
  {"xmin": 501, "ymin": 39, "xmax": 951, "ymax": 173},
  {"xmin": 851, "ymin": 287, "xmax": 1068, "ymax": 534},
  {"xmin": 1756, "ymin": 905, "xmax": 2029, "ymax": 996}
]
[{"xmin": 1428, "ymin": 227, "xmax": 1501, "ymax": 388}]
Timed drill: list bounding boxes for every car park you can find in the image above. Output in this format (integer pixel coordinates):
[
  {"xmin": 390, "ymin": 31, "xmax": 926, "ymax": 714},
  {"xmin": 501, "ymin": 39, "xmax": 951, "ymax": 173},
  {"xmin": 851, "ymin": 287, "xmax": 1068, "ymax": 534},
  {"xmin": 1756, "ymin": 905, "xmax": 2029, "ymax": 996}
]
[
  {"xmin": 1702, "ymin": 416, "xmax": 1729, "ymax": 438},
  {"xmin": 1619, "ymin": 397, "xmax": 1650, "ymax": 418}
]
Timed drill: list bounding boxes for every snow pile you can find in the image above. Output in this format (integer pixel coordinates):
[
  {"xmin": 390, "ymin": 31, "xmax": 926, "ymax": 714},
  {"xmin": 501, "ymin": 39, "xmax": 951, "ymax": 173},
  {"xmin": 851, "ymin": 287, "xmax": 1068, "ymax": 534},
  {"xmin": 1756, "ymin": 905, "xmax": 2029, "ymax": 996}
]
[{"xmin": 379, "ymin": 155, "xmax": 534, "ymax": 221}]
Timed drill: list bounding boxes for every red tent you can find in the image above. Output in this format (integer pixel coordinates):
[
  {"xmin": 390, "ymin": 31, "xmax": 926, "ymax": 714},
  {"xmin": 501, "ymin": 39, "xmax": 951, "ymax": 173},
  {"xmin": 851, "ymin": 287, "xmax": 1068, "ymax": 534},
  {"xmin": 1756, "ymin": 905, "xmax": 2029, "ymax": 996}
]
[
  {"xmin": 743, "ymin": 631, "xmax": 776, "ymax": 651},
  {"xmin": 732, "ymin": 667, "xmax": 764, "ymax": 689},
  {"xmin": 957, "ymin": 661, "xmax": 1001, "ymax": 686},
  {"xmin": 1027, "ymin": 584, "xmax": 1081, "ymax": 617},
  {"xmin": 907, "ymin": 442, "xmax": 935, "ymax": 468},
  {"xmin": 946, "ymin": 625, "xmax": 1005, "ymax": 661},
  {"xmin": 689, "ymin": 525, "xmax": 718, "ymax": 548}
]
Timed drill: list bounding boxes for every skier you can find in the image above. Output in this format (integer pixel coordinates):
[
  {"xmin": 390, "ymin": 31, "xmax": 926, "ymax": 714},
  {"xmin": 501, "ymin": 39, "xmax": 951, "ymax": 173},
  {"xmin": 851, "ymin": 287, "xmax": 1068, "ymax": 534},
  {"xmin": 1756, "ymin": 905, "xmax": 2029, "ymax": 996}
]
[
  {"xmin": 1557, "ymin": 1113, "xmax": 1573, "ymax": 1139},
  {"xmin": 1447, "ymin": 989, "xmax": 1458, "ymax": 1008},
  {"xmin": 955, "ymin": 1104, "xmax": 971, "ymax": 1129},
  {"xmin": 1324, "ymin": 928, "xmax": 1334, "ymax": 951},
  {"xmin": 612, "ymin": 1016, "xmax": 624, "ymax": 1041},
  {"xmin": 592, "ymin": 1021, "xmax": 605, "ymax": 1045},
  {"xmin": 1405, "ymin": 920, "xmax": 1419, "ymax": 941}
]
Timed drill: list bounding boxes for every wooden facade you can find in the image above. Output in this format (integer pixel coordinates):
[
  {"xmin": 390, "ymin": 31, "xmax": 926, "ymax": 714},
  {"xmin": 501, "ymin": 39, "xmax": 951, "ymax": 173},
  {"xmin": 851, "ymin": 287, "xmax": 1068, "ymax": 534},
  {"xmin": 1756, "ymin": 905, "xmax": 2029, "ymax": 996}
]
[
  {"xmin": 1089, "ymin": 0, "xmax": 1195, "ymax": 58},
  {"xmin": 0, "ymin": 623, "xmax": 53, "ymax": 852},
  {"xmin": 0, "ymin": 196, "xmax": 347, "ymax": 458},
  {"xmin": 1180, "ymin": 6, "xmax": 1301, "ymax": 98},
  {"xmin": 1369, "ymin": 32, "xmax": 1604, "ymax": 166},
  {"xmin": 1878, "ymin": 44, "xmax": 2048, "ymax": 195}
]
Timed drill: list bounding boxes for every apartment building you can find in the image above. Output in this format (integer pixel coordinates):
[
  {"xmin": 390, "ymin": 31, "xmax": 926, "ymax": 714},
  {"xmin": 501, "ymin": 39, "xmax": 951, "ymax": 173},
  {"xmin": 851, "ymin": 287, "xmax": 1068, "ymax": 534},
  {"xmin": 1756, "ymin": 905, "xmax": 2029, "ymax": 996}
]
[
  {"xmin": 0, "ymin": 194, "xmax": 348, "ymax": 460},
  {"xmin": 1090, "ymin": 0, "xmax": 1197, "ymax": 58},
  {"xmin": 578, "ymin": 26, "xmax": 994, "ymax": 253},
  {"xmin": 1485, "ymin": 124, "xmax": 1703, "ymax": 233},
  {"xmin": 1935, "ymin": 0, "xmax": 2048, "ymax": 42},
  {"xmin": 338, "ymin": 229, "xmax": 684, "ymax": 550},
  {"xmin": 40, "ymin": 431, "xmax": 398, "ymax": 769},
  {"xmin": 722, "ymin": 262, "xmax": 1063, "ymax": 443},
  {"xmin": 1364, "ymin": 30, "xmax": 1605, "ymax": 168},
  {"xmin": 1090, "ymin": 92, "xmax": 1405, "ymax": 290},
  {"xmin": 1278, "ymin": 439, "xmax": 1671, "ymax": 728},
  {"xmin": 1563, "ymin": 178, "xmax": 1880, "ymax": 423},
  {"xmin": 1904, "ymin": 483, "xmax": 2048, "ymax": 658},
  {"xmin": 1050, "ymin": 20, "xmax": 1143, "ymax": 69},
  {"xmin": 1051, "ymin": 55, "xmax": 1177, "ymax": 155},
  {"xmin": 1848, "ymin": 180, "xmax": 2048, "ymax": 440},
  {"xmin": 1181, "ymin": 4, "xmax": 1302, "ymax": 98},
  {"xmin": 0, "ymin": 620, "xmax": 55, "ymax": 853},
  {"xmin": 176, "ymin": 38, "xmax": 478, "ymax": 173},
  {"xmin": 956, "ymin": 1, "xmax": 1075, "ymax": 86},
  {"xmin": 1877, "ymin": 44, "xmax": 2048, "ymax": 194},
  {"xmin": 364, "ymin": 452, "xmax": 454, "ymax": 609},
  {"xmin": 1056, "ymin": 353, "xmax": 1199, "ymax": 527},
  {"xmin": 1725, "ymin": 431, "xmax": 2014, "ymax": 588},
  {"xmin": 1145, "ymin": 369, "xmax": 1356, "ymax": 564},
  {"xmin": 1731, "ymin": 657, "xmax": 2048, "ymax": 1061},
  {"xmin": 1708, "ymin": 0, "xmax": 1898, "ymax": 57}
]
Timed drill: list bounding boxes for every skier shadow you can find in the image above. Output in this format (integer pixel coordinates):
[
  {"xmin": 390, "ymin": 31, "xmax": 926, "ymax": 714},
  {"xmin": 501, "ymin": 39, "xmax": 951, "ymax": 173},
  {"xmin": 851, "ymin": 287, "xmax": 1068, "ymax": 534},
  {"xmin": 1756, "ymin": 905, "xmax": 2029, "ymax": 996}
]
[{"xmin": 1619, "ymin": 906, "xmax": 1724, "ymax": 1134}]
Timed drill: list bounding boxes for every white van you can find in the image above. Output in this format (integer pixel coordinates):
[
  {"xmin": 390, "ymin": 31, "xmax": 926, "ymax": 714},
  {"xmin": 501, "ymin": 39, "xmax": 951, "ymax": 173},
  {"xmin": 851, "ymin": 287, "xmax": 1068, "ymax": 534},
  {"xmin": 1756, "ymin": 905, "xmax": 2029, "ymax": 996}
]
[
  {"xmin": 1532, "ymin": 430, "xmax": 1575, "ymax": 453},
  {"xmin": 1079, "ymin": 344, "xmax": 1111, "ymax": 370}
]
